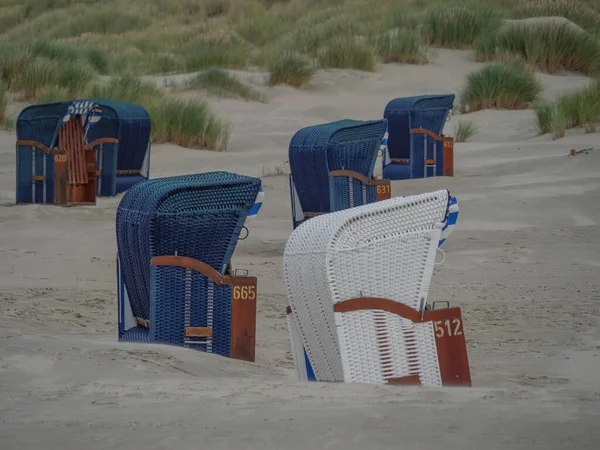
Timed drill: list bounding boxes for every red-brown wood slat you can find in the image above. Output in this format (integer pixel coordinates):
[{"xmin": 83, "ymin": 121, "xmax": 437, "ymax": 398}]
[
  {"xmin": 59, "ymin": 117, "xmax": 93, "ymax": 204},
  {"xmin": 61, "ymin": 118, "xmax": 88, "ymax": 186},
  {"xmin": 73, "ymin": 117, "xmax": 87, "ymax": 185},
  {"xmin": 53, "ymin": 151, "xmax": 67, "ymax": 205},
  {"xmin": 229, "ymin": 276, "xmax": 257, "ymax": 362},
  {"xmin": 334, "ymin": 298, "xmax": 472, "ymax": 387}
]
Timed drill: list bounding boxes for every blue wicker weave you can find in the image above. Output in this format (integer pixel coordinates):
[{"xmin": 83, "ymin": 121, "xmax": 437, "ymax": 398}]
[
  {"xmin": 289, "ymin": 119, "xmax": 387, "ymax": 227},
  {"xmin": 383, "ymin": 95, "xmax": 454, "ymax": 180},
  {"xmin": 116, "ymin": 172, "xmax": 262, "ymax": 355},
  {"xmin": 16, "ymin": 102, "xmax": 71, "ymax": 204},
  {"xmin": 87, "ymin": 99, "xmax": 151, "ymax": 196},
  {"xmin": 15, "ymin": 100, "xmax": 150, "ymax": 204}
]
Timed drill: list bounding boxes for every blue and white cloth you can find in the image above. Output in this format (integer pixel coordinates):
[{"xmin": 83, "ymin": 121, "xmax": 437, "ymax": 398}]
[
  {"xmin": 380, "ymin": 127, "xmax": 389, "ymax": 153},
  {"xmin": 381, "ymin": 127, "xmax": 391, "ymax": 165},
  {"xmin": 61, "ymin": 100, "xmax": 102, "ymax": 140},
  {"xmin": 439, "ymin": 195, "xmax": 458, "ymax": 247},
  {"xmin": 246, "ymin": 186, "xmax": 264, "ymax": 222}
]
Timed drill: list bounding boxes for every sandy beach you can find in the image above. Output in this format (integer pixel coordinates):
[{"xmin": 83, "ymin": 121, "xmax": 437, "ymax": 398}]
[{"xmin": 1, "ymin": 49, "xmax": 599, "ymax": 449}]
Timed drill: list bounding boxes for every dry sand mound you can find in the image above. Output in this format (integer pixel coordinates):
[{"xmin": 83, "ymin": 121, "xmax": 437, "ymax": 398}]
[{"xmin": 1, "ymin": 49, "xmax": 599, "ymax": 450}]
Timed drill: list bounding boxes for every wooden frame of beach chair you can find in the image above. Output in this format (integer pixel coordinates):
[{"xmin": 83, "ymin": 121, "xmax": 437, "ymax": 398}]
[
  {"xmin": 383, "ymin": 95, "xmax": 455, "ymax": 180},
  {"xmin": 405, "ymin": 128, "xmax": 454, "ymax": 178},
  {"xmin": 288, "ymin": 119, "xmax": 391, "ymax": 230},
  {"xmin": 118, "ymin": 257, "xmax": 258, "ymax": 363},
  {"xmin": 15, "ymin": 100, "xmax": 123, "ymax": 206},
  {"xmin": 116, "ymin": 172, "xmax": 263, "ymax": 363},
  {"xmin": 334, "ymin": 298, "xmax": 471, "ymax": 386},
  {"xmin": 16, "ymin": 118, "xmax": 103, "ymax": 206},
  {"xmin": 284, "ymin": 190, "xmax": 471, "ymax": 386},
  {"xmin": 289, "ymin": 173, "xmax": 391, "ymax": 229}
]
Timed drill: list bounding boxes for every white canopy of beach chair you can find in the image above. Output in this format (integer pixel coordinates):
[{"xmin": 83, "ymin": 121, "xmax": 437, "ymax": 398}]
[{"xmin": 284, "ymin": 190, "xmax": 450, "ymax": 384}]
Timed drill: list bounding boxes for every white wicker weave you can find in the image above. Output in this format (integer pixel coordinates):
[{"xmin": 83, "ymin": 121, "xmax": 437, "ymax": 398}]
[{"xmin": 283, "ymin": 190, "xmax": 449, "ymax": 384}]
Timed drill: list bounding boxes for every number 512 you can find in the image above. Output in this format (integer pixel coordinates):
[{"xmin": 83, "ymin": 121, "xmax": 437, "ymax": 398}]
[{"xmin": 434, "ymin": 318, "xmax": 462, "ymax": 338}]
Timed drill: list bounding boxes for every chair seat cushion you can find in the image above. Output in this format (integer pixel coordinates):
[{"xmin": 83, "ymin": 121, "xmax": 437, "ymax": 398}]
[
  {"xmin": 383, "ymin": 162, "xmax": 411, "ymax": 180},
  {"xmin": 120, "ymin": 326, "xmax": 150, "ymax": 342}
]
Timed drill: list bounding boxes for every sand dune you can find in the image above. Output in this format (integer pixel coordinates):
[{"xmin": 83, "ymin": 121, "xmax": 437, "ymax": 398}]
[{"xmin": 1, "ymin": 50, "xmax": 599, "ymax": 449}]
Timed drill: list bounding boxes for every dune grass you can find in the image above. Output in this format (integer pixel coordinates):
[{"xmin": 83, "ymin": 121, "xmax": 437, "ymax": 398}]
[
  {"xmin": 3, "ymin": 0, "xmax": 600, "ymax": 148},
  {"xmin": 551, "ymin": 105, "xmax": 567, "ymax": 139},
  {"xmin": 317, "ymin": 36, "xmax": 377, "ymax": 72},
  {"xmin": 533, "ymin": 102, "xmax": 554, "ymax": 135},
  {"xmin": 454, "ymin": 119, "xmax": 479, "ymax": 141},
  {"xmin": 460, "ymin": 64, "xmax": 542, "ymax": 112},
  {"xmin": 424, "ymin": 2, "xmax": 500, "ymax": 48},
  {"xmin": 532, "ymin": 81, "xmax": 600, "ymax": 138},
  {"xmin": 0, "ymin": 80, "xmax": 7, "ymax": 124},
  {"xmin": 35, "ymin": 76, "xmax": 231, "ymax": 150},
  {"xmin": 371, "ymin": 28, "xmax": 429, "ymax": 64},
  {"xmin": 86, "ymin": 77, "xmax": 230, "ymax": 150},
  {"xmin": 0, "ymin": 44, "xmax": 97, "ymax": 100},
  {"xmin": 186, "ymin": 69, "xmax": 266, "ymax": 102},
  {"xmin": 511, "ymin": 0, "xmax": 600, "ymax": 34},
  {"xmin": 554, "ymin": 81, "xmax": 600, "ymax": 133},
  {"xmin": 267, "ymin": 53, "xmax": 315, "ymax": 87},
  {"xmin": 478, "ymin": 22, "xmax": 600, "ymax": 75}
]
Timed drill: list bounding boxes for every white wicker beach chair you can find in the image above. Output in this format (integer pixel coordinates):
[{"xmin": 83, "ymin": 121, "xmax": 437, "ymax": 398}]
[{"xmin": 284, "ymin": 189, "xmax": 471, "ymax": 386}]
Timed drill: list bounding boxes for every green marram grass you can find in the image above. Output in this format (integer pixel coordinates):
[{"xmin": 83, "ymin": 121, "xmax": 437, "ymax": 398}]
[
  {"xmin": 476, "ymin": 22, "xmax": 600, "ymax": 75},
  {"xmin": 424, "ymin": 2, "xmax": 500, "ymax": 48},
  {"xmin": 551, "ymin": 105, "xmax": 567, "ymax": 139},
  {"xmin": 371, "ymin": 29, "xmax": 428, "ymax": 64},
  {"xmin": 532, "ymin": 102, "xmax": 554, "ymax": 135},
  {"xmin": 317, "ymin": 36, "xmax": 377, "ymax": 72},
  {"xmin": 186, "ymin": 69, "xmax": 266, "ymax": 102},
  {"xmin": 553, "ymin": 81, "xmax": 600, "ymax": 133},
  {"xmin": 86, "ymin": 77, "xmax": 231, "ymax": 150},
  {"xmin": 460, "ymin": 64, "xmax": 542, "ymax": 112},
  {"xmin": 532, "ymin": 81, "xmax": 600, "ymax": 138},
  {"xmin": 511, "ymin": 0, "xmax": 600, "ymax": 34},
  {"xmin": 454, "ymin": 119, "xmax": 478, "ymax": 142},
  {"xmin": 268, "ymin": 53, "xmax": 315, "ymax": 87},
  {"xmin": 0, "ymin": 79, "xmax": 7, "ymax": 124},
  {"xmin": 3, "ymin": 0, "xmax": 600, "ymax": 148},
  {"xmin": 0, "ymin": 56, "xmax": 95, "ymax": 100}
]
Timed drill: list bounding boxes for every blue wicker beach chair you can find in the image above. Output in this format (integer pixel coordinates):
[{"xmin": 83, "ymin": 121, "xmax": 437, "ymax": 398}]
[
  {"xmin": 16, "ymin": 100, "xmax": 107, "ymax": 205},
  {"xmin": 116, "ymin": 172, "xmax": 263, "ymax": 362},
  {"xmin": 383, "ymin": 95, "xmax": 455, "ymax": 180},
  {"xmin": 15, "ymin": 99, "xmax": 150, "ymax": 205},
  {"xmin": 288, "ymin": 119, "xmax": 390, "ymax": 229},
  {"xmin": 86, "ymin": 99, "xmax": 151, "ymax": 196}
]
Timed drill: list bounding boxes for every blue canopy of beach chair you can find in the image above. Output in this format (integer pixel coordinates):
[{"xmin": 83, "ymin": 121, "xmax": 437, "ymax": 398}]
[{"xmin": 289, "ymin": 119, "xmax": 388, "ymax": 218}]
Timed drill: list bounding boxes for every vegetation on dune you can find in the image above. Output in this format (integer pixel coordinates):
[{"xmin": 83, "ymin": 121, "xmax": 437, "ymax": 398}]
[
  {"xmin": 511, "ymin": 0, "xmax": 600, "ymax": 34},
  {"xmin": 533, "ymin": 81, "xmax": 600, "ymax": 138},
  {"xmin": 33, "ymin": 76, "xmax": 231, "ymax": 151},
  {"xmin": 553, "ymin": 81, "xmax": 600, "ymax": 134},
  {"xmin": 459, "ymin": 63, "xmax": 542, "ymax": 112},
  {"xmin": 533, "ymin": 102, "xmax": 554, "ymax": 135},
  {"xmin": 423, "ymin": 3, "xmax": 500, "ymax": 48},
  {"xmin": 87, "ymin": 77, "xmax": 231, "ymax": 151},
  {"xmin": 268, "ymin": 53, "xmax": 315, "ymax": 88},
  {"xmin": 454, "ymin": 119, "xmax": 479, "ymax": 142},
  {"xmin": 186, "ymin": 69, "xmax": 266, "ymax": 102},
  {"xmin": 0, "ymin": 79, "xmax": 7, "ymax": 124},
  {"xmin": 317, "ymin": 36, "xmax": 378, "ymax": 72},
  {"xmin": 475, "ymin": 22, "xmax": 600, "ymax": 75},
  {"xmin": 2, "ymin": 0, "xmax": 600, "ymax": 146},
  {"xmin": 371, "ymin": 28, "xmax": 429, "ymax": 64}
]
